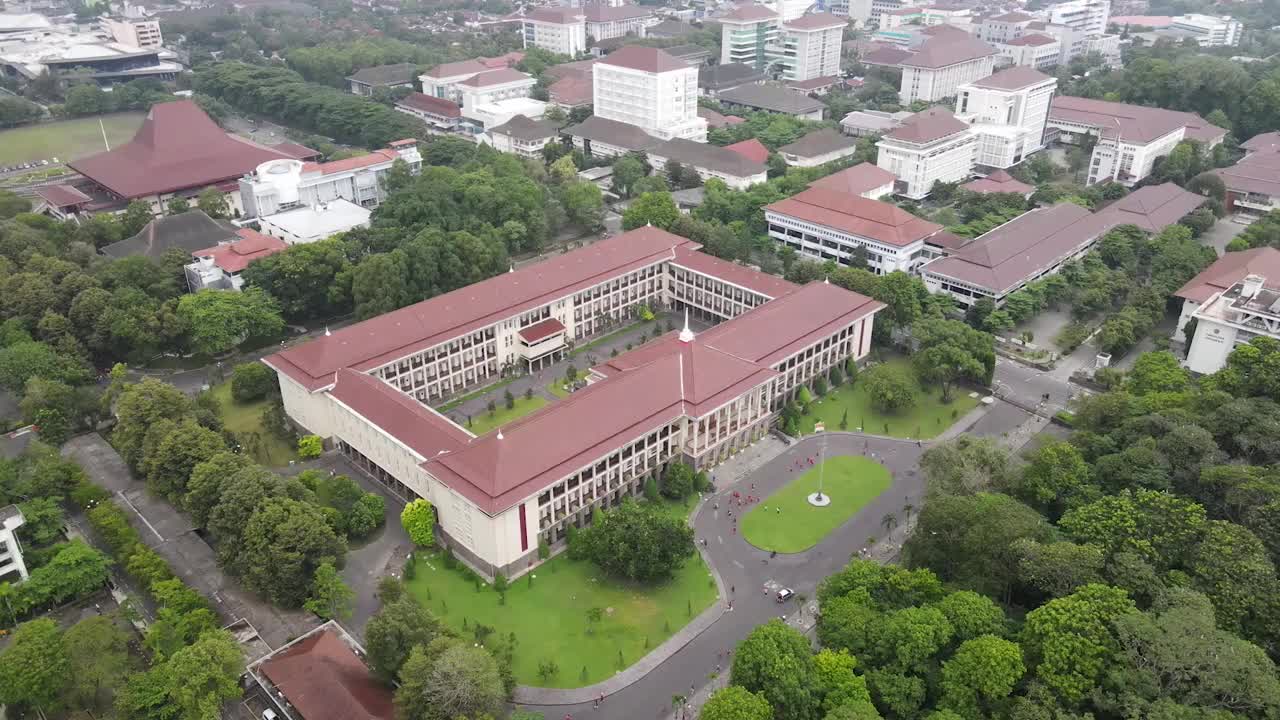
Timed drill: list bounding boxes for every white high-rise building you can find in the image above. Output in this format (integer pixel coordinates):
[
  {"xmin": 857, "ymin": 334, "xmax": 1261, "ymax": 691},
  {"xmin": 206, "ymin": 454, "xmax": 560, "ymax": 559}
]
[
  {"xmin": 773, "ymin": 13, "xmax": 846, "ymax": 81},
  {"xmin": 1042, "ymin": 0, "xmax": 1109, "ymax": 37},
  {"xmin": 769, "ymin": 0, "xmax": 816, "ymax": 22},
  {"xmin": 593, "ymin": 46, "xmax": 708, "ymax": 142},
  {"xmin": 899, "ymin": 33, "xmax": 998, "ymax": 103},
  {"xmin": 101, "ymin": 17, "xmax": 163, "ymax": 49},
  {"xmin": 522, "ymin": 7, "xmax": 587, "ymax": 56},
  {"xmin": 720, "ymin": 6, "xmax": 845, "ymax": 82},
  {"xmin": 876, "ymin": 107, "xmax": 977, "ymax": 199},
  {"xmin": 955, "ymin": 66, "xmax": 1057, "ymax": 169},
  {"xmin": 1168, "ymin": 14, "xmax": 1243, "ymax": 46}
]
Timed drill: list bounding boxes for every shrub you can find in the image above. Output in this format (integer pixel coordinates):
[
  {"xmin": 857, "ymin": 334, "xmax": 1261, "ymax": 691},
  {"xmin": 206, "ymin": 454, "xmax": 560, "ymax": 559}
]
[
  {"xmin": 863, "ymin": 363, "xmax": 917, "ymax": 414},
  {"xmin": 230, "ymin": 363, "xmax": 276, "ymax": 403},
  {"xmin": 538, "ymin": 538, "xmax": 550, "ymax": 559},
  {"xmin": 297, "ymin": 435, "xmax": 322, "ymax": 459},
  {"xmin": 573, "ymin": 500, "xmax": 694, "ymax": 582},
  {"xmin": 347, "ymin": 493, "xmax": 385, "ymax": 538},
  {"xmin": 400, "ymin": 498, "xmax": 436, "ymax": 548}
]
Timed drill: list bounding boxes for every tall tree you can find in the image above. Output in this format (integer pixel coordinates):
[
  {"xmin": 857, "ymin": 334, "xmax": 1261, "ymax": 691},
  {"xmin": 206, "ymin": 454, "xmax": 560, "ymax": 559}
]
[
  {"xmin": 165, "ymin": 630, "xmax": 246, "ymax": 720},
  {"xmin": 236, "ymin": 497, "xmax": 346, "ymax": 607},
  {"xmin": 365, "ymin": 597, "xmax": 444, "ymax": 683},
  {"xmin": 176, "ymin": 288, "xmax": 285, "ymax": 355},
  {"xmin": 63, "ymin": 615, "xmax": 131, "ymax": 712},
  {"xmin": 0, "ymin": 618, "xmax": 69, "ymax": 711},
  {"xmin": 732, "ymin": 619, "xmax": 820, "ymax": 720}
]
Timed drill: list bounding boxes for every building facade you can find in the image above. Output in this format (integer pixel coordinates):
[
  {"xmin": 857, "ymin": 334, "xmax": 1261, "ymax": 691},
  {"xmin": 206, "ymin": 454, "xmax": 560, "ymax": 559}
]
[
  {"xmin": 584, "ymin": 3, "xmax": 658, "ymax": 40},
  {"xmin": 592, "ymin": 47, "xmax": 708, "ymax": 142},
  {"xmin": 263, "ymin": 227, "xmax": 881, "ymax": 578},
  {"xmin": 185, "ymin": 229, "xmax": 287, "ymax": 292},
  {"xmin": 773, "ymin": 14, "xmax": 846, "ymax": 82},
  {"xmin": 239, "ymin": 141, "xmax": 423, "ymax": 219},
  {"xmin": 997, "ymin": 34, "xmax": 1062, "ymax": 70},
  {"xmin": 101, "ymin": 17, "xmax": 162, "ymax": 48},
  {"xmin": 898, "ymin": 35, "xmax": 997, "ymax": 103},
  {"xmin": 0, "ymin": 505, "xmax": 28, "ymax": 584},
  {"xmin": 1168, "ymin": 14, "xmax": 1243, "ymax": 46},
  {"xmin": 1041, "ymin": 0, "xmax": 1109, "ymax": 36},
  {"xmin": 1186, "ymin": 274, "xmax": 1280, "ymax": 375},
  {"xmin": 876, "ymin": 107, "xmax": 978, "ymax": 199},
  {"xmin": 955, "ymin": 66, "xmax": 1056, "ymax": 169},
  {"xmin": 719, "ymin": 5, "xmax": 781, "ymax": 68},
  {"xmin": 522, "ymin": 7, "xmax": 588, "ymax": 56}
]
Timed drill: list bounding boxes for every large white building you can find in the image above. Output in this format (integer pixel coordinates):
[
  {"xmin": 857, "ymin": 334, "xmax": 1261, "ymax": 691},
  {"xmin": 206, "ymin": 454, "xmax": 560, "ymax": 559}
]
[
  {"xmin": 997, "ymin": 33, "xmax": 1062, "ymax": 70},
  {"xmin": 1184, "ymin": 271, "xmax": 1280, "ymax": 374},
  {"xmin": 522, "ymin": 7, "xmax": 588, "ymax": 56},
  {"xmin": 101, "ymin": 17, "xmax": 162, "ymax": 49},
  {"xmin": 1047, "ymin": 96, "xmax": 1226, "ymax": 186},
  {"xmin": 584, "ymin": 3, "xmax": 658, "ymax": 40},
  {"xmin": 955, "ymin": 66, "xmax": 1057, "ymax": 169},
  {"xmin": 1168, "ymin": 14, "xmax": 1243, "ymax": 46},
  {"xmin": 418, "ymin": 53, "xmax": 526, "ymax": 102},
  {"xmin": 263, "ymin": 226, "xmax": 882, "ymax": 578},
  {"xmin": 719, "ymin": 6, "xmax": 845, "ymax": 83},
  {"xmin": 898, "ymin": 33, "xmax": 997, "ymax": 103},
  {"xmin": 0, "ymin": 505, "xmax": 28, "ymax": 584},
  {"xmin": 877, "ymin": 107, "xmax": 978, "ymax": 199},
  {"xmin": 592, "ymin": 46, "xmax": 707, "ymax": 142},
  {"xmin": 238, "ymin": 141, "xmax": 423, "ymax": 219},
  {"xmin": 1040, "ymin": 0, "xmax": 1109, "ymax": 36},
  {"xmin": 1215, "ymin": 132, "xmax": 1280, "ymax": 218}
]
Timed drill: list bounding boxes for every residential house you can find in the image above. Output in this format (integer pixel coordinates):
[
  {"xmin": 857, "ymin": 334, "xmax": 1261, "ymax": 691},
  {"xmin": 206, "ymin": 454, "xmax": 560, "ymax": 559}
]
[
  {"xmin": 487, "ymin": 115, "xmax": 563, "ymax": 159},
  {"xmin": 185, "ymin": 228, "xmax": 287, "ymax": 292}
]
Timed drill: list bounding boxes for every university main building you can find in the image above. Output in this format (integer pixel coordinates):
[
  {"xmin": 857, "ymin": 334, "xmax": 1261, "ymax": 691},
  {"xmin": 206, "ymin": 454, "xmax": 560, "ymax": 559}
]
[{"xmin": 266, "ymin": 227, "xmax": 882, "ymax": 577}]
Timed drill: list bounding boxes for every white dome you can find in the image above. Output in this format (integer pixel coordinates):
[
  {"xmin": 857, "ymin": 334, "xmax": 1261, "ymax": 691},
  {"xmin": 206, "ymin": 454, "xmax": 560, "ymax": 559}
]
[{"xmin": 254, "ymin": 159, "xmax": 303, "ymax": 205}]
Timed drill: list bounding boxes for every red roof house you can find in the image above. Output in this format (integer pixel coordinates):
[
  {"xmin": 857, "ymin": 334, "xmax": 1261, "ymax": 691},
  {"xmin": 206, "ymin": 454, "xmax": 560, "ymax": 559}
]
[{"xmin": 724, "ymin": 138, "xmax": 770, "ymax": 164}]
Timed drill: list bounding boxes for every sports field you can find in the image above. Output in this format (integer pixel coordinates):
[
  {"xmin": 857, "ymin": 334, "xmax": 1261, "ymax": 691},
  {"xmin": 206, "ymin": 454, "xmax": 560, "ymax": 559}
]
[
  {"xmin": 0, "ymin": 113, "xmax": 145, "ymax": 165},
  {"xmin": 741, "ymin": 456, "xmax": 892, "ymax": 553}
]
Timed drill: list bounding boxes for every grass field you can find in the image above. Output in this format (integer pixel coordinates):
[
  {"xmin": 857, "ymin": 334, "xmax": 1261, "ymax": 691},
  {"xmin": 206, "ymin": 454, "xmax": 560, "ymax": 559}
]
[
  {"xmin": 547, "ymin": 379, "xmax": 571, "ymax": 399},
  {"xmin": 208, "ymin": 382, "xmax": 298, "ymax": 467},
  {"xmin": 0, "ymin": 113, "xmax": 145, "ymax": 165},
  {"xmin": 465, "ymin": 395, "xmax": 549, "ymax": 435},
  {"xmin": 741, "ymin": 456, "xmax": 891, "ymax": 553},
  {"xmin": 798, "ymin": 359, "xmax": 979, "ymax": 440},
  {"xmin": 405, "ymin": 501, "xmax": 716, "ymax": 688}
]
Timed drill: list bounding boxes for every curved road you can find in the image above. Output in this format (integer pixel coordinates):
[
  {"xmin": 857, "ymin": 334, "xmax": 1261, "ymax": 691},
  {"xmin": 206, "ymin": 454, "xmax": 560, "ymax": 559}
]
[{"xmin": 517, "ymin": 433, "xmax": 928, "ymax": 720}]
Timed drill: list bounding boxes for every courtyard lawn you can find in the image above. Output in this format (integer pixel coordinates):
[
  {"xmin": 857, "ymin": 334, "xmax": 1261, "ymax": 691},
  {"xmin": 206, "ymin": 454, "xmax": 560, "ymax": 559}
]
[
  {"xmin": 406, "ymin": 537, "xmax": 717, "ymax": 687},
  {"xmin": 799, "ymin": 359, "xmax": 979, "ymax": 440},
  {"xmin": 741, "ymin": 456, "xmax": 891, "ymax": 553},
  {"xmin": 208, "ymin": 382, "xmax": 298, "ymax": 467},
  {"xmin": 547, "ymin": 379, "xmax": 571, "ymax": 399},
  {"xmin": 465, "ymin": 395, "xmax": 549, "ymax": 435},
  {"xmin": 0, "ymin": 113, "xmax": 145, "ymax": 165}
]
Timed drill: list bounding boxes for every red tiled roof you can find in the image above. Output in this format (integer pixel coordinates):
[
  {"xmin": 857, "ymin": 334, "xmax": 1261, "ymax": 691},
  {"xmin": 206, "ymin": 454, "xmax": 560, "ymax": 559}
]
[
  {"xmin": 68, "ymin": 100, "xmax": 292, "ymax": 200},
  {"xmin": 481, "ymin": 51, "xmax": 525, "ymax": 67},
  {"xmin": 192, "ymin": 229, "xmax": 287, "ymax": 273},
  {"xmin": 302, "ymin": 148, "xmax": 399, "ymax": 175},
  {"xmin": 525, "ymin": 6, "xmax": 585, "ymax": 23},
  {"xmin": 397, "ymin": 92, "xmax": 462, "ymax": 118},
  {"xmin": 808, "ymin": 162, "xmax": 896, "ymax": 196},
  {"xmin": 550, "ymin": 75, "xmax": 593, "ymax": 106},
  {"xmin": 722, "ymin": 3, "xmax": 777, "ymax": 21},
  {"xmin": 269, "ymin": 141, "xmax": 322, "ymax": 160},
  {"xmin": 519, "ymin": 317, "xmax": 566, "ymax": 344},
  {"xmin": 885, "ymin": 107, "xmax": 969, "ymax": 144},
  {"xmin": 329, "ymin": 370, "xmax": 472, "ymax": 458},
  {"xmin": 989, "ymin": 10, "xmax": 1033, "ymax": 21},
  {"xmin": 1006, "ymin": 33, "xmax": 1057, "ymax": 46},
  {"xmin": 458, "ymin": 67, "xmax": 532, "ymax": 87},
  {"xmin": 1049, "ymin": 96, "xmax": 1225, "ymax": 145},
  {"xmin": 259, "ymin": 630, "xmax": 394, "ymax": 720},
  {"xmin": 784, "ymin": 11, "xmax": 845, "ymax": 29},
  {"xmin": 786, "ymin": 75, "xmax": 840, "ymax": 91},
  {"xmin": 584, "ymin": 3, "xmax": 652, "ymax": 21},
  {"xmin": 671, "ymin": 245, "xmax": 797, "ymax": 298},
  {"xmin": 1215, "ymin": 147, "xmax": 1280, "ymax": 199},
  {"xmin": 425, "ymin": 58, "xmax": 489, "ymax": 78},
  {"xmin": 600, "ymin": 46, "xmax": 689, "ymax": 73},
  {"xmin": 698, "ymin": 107, "xmax": 743, "ymax": 128},
  {"xmin": 765, "ymin": 186, "xmax": 943, "ymax": 247},
  {"xmin": 35, "ymin": 184, "xmax": 91, "ymax": 208},
  {"xmin": 1175, "ymin": 247, "xmax": 1280, "ymax": 303},
  {"xmin": 901, "ymin": 34, "xmax": 996, "ymax": 69},
  {"xmin": 724, "ymin": 138, "xmax": 770, "ymax": 164},
  {"xmin": 961, "ymin": 169, "xmax": 1034, "ymax": 195},
  {"xmin": 970, "ymin": 65, "xmax": 1053, "ymax": 90},
  {"xmin": 1242, "ymin": 131, "xmax": 1280, "ymax": 154},
  {"xmin": 266, "ymin": 227, "xmax": 697, "ymax": 391},
  {"xmin": 861, "ymin": 44, "xmax": 914, "ymax": 66},
  {"xmin": 1094, "ymin": 182, "xmax": 1207, "ymax": 233}
]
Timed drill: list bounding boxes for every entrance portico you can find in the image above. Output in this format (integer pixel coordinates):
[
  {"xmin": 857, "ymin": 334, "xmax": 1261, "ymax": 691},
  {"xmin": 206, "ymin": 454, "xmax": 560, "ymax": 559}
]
[{"xmin": 519, "ymin": 317, "xmax": 568, "ymax": 371}]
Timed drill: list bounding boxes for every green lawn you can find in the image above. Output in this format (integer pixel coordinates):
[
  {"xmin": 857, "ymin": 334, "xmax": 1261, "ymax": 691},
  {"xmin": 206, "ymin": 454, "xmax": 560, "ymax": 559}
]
[
  {"xmin": 546, "ymin": 379, "xmax": 571, "ymax": 399},
  {"xmin": 740, "ymin": 456, "xmax": 892, "ymax": 553},
  {"xmin": 465, "ymin": 395, "xmax": 549, "ymax": 435},
  {"xmin": 799, "ymin": 359, "xmax": 979, "ymax": 440},
  {"xmin": 406, "ymin": 516, "xmax": 717, "ymax": 687},
  {"xmin": 0, "ymin": 113, "xmax": 145, "ymax": 165},
  {"xmin": 208, "ymin": 382, "xmax": 298, "ymax": 467}
]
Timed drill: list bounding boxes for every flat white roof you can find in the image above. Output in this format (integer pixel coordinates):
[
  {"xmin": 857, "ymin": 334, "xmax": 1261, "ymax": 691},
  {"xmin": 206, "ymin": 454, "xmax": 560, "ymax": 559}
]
[{"xmin": 262, "ymin": 199, "xmax": 371, "ymax": 240}]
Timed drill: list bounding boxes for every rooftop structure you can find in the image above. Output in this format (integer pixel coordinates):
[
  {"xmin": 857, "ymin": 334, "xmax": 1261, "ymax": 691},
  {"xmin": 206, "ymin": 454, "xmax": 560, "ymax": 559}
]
[
  {"xmin": 251, "ymin": 622, "xmax": 393, "ymax": 720},
  {"xmin": 239, "ymin": 142, "xmax": 423, "ymax": 220},
  {"xmin": 1174, "ymin": 247, "xmax": 1280, "ymax": 343},
  {"xmin": 1095, "ymin": 182, "xmax": 1207, "ymax": 232},
  {"xmin": 1214, "ymin": 139, "xmax": 1280, "ymax": 218},
  {"xmin": 186, "ymin": 229, "xmax": 288, "ymax": 292},
  {"xmin": 487, "ymin": 114, "xmax": 562, "ymax": 159},
  {"xmin": 717, "ymin": 83, "xmax": 826, "ymax": 120},
  {"xmin": 102, "ymin": 210, "xmax": 238, "ymax": 259},
  {"xmin": 807, "ymin": 162, "xmax": 896, "ymax": 200},
  {"xmin": 698, "ymin": 63, "xmax": 767, "ymax": 96},
  {"xmin": 263, "ymin": 226, "xmax": 880, "ymax": 577},
  {"xmin": 840, "ymin": 109, "xmax": 911, "ymax": 137},
  {"xmin": 1186, "ymin": 270, "xmax": 1280, "ymax": 374},
  {"xmin": 699, "ymin": 107, "xmax": 747, "ymax": 129},
  {"xmin": 565, "ymin": 115, "xmax": 661, "ymax": 157},
  {"xmin": 347, "ymin": 63, "xmax": 418, "ymax": 96},
  {"xmin": 0, "ymin": 23, "xmax": 181, "ymax": 84},
  {"xmin": 257, "ymin": 199, "xmax": 372, "ymax": 246},
  {"xmin": 648, "ymin": 138, "xmax": 769, "ymax": 189},
  {"xmin": 70, "ymin": 100, "xmax": 294, "ymax": 211},
  {"xmin": 778, "ymin": 129, "xmax": 861, "ymax": 167},
  {"xmin": 961, "ymin": 169, "xmax": 1034, "ymax": 196},
  {"xmin": 724, "ymin": 138, "xmax": 770, "ymax": 164}
]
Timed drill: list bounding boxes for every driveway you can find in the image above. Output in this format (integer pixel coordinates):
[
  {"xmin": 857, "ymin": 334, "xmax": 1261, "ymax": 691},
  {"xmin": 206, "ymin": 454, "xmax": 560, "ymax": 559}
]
[
  {"xmin": 1200, "ymin": 215, "xmax": 1249, "ymax": 255},
  {"xmin": 63, "ymin": 434, "xmax": 319, "ymax": 650}
]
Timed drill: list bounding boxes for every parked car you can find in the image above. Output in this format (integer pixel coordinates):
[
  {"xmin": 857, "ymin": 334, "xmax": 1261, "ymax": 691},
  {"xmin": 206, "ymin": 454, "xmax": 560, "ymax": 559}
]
[{"xmin": 776, "ymin": 588, "xmax": 794, "ymax": 603}]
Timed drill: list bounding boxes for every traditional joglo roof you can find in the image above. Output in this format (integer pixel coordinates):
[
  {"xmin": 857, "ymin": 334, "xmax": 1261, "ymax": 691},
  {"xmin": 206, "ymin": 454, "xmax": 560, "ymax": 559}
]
[{"xmin": 69, "ymin": 100, "xmax": 294, "ymax": 200}]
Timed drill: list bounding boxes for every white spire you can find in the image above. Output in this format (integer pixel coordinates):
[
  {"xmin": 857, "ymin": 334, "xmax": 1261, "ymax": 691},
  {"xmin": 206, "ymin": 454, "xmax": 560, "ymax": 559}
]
[
  {"xmin": 824, "ymin": 275, "xmax": 829, "ymax": 284},
  {"xmin": 324, "ymin": 326, "xmax": 331, "ymax": 337},
  {"xmin": 508, "ymin": 264, "xmax": 515, "ymax": 273},
  {"xmin": 678, "ymin": 308, "xmax": 695, "ymax": 343},
  {"xmin": 497, "ymin": 428, "xmax": 504, "ymax": 440}
]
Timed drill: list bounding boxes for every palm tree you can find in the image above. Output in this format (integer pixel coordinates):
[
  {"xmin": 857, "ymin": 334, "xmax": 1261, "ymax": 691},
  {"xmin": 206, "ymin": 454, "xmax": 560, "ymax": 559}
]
[{"xmin": 881, "ymin": 512, "xmax": 898, "ymax": 534}]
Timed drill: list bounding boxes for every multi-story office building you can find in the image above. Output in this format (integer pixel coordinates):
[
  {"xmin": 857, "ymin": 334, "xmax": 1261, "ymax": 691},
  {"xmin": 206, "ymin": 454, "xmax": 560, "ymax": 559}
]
[
  {"xmin": 765, "ymin": 182, "xmax": 946, "ymax": 273},
  {"xmin": 101, "ymin": 17, "xmax": 162, "ymax": 48},
  {"xmin": 898, "ymin": 33, "xmax": 997, "ymax": 103},
  {"xmin": 584, "ymin": 3, "xmax": 659, "ymax": 40},
  {"xmin": 1047, "ymin": 96, "xmax": 1226, "ymax": 186},
  {"xmin": 773, "ymin": 13, "xmax": 846, "ymax": 82},
  {"xmin": 1167, "ymin": 14, "xmax": 1243, "ymax": 46},
  {"xmin": 771, "ymin": 0, "xmax": 817, "ymax": 22},
  {"xmin": 593, "ymin": 46, "xmax": 707, "ymax": 142},
  {"xmin": 238, "ymin": 141, "xmax": 423, "ymax": 218},
  {"xmin": 0, "ymin": 505, "xmax": 28, "ymax": 584},
  {"xmin": 976, "ymin": 11, "xmax": 1035, "ymax": 44},
  {"xmin": 879, "ymin": 6, "xmax": 972, "ymax": 32},
  {"xmin": 419, "ymin": 53, "xmax": 526, "ymax": 102},
  {"xmin": 1185, "ymin": 273, "xmax": 1280, "ymax": 374},
  {"xmin": 1173, "ymin": 248, "xmax": 1280, "ymax": 345},
  {"xmin": 719, "ymin": 4, "xmax": 781, "ymax": 67},
  {"xmin": 263, "ymin": 227, "xmax": 882, "ymax": 578},
  {"xmin": 996, "ymin": 33, "xmax": 1061, "ymax": 70},
  {"xmin": 719, "ymin": 7, "xmax": 845, "ymax": 82},
  {"xmin": 522, "ymin": 7, "xmax": 588, "ymax": 56},
  {"xmin": 487, "ymin": 115, "xmax": 563, "ymax": 159},
  {"xmin": 876, "ymin": 107, "xmax": 978, "ymax": 198},
  {"xmin": 1214, "ymin": 133, "xmax": 1280, "ymax": 218},
  {"xmin": 1041, "ymin": 0, "xmax": 1109, "ymax": 36},
  {"xmin": 955, "ymin": 66, "xmax": 1056, "ymax": 169}
]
